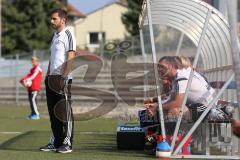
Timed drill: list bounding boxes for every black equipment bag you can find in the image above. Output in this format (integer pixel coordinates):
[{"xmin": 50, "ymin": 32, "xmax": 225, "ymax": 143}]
[{"xmin": 116, "ymin": 123, "xmax": 146, "ymax": 150}]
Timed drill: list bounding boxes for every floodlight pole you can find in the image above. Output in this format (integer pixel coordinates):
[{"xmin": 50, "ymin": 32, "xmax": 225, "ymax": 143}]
[
  {"xmin": 0, "ymin": 0, "xmax": 2, "ymax": 57},
  {"xmin": 171, "ymin": 9, "xmax": 212, "ymax": 153},
  {"xmin": 146, "ymin": 0, "xmax": 166, "ymax": 139}
]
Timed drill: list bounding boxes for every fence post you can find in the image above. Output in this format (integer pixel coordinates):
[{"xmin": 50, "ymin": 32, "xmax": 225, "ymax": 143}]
[
  {"xmin": 131, "ymin": 37, "xmax": 134, "ymax": 56},
  {"xmin": 15, "ymin": 54, "xmax": 19, "ymax": 105}
]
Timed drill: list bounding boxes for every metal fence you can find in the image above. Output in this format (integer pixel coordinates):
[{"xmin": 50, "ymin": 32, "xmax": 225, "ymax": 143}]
[
  {"xmin": 0, "ymin": 36, "xmax": 147, "ymax": 106},
  {"xmin": 0, "ymin": 50, "xmax": 49, "ymax": 78}
]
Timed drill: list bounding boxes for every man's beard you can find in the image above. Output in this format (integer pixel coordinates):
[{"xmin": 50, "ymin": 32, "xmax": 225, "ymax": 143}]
[{"xmin": 51, "ymin": 24, "xmax": 57, "ymax": 29}]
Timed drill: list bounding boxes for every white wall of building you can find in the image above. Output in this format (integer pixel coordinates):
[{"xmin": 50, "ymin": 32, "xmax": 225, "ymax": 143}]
[{"xmin": 74, "ymin": 3, "xmax": 128, "ymax": 49}]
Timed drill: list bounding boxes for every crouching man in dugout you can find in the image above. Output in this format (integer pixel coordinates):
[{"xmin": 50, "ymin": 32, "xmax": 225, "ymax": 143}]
[
  {"xmin": 144, "ymin": 56, "xmax": 238, "ymax": 155},
  {"xmin": 146, "ymin": 55, "xmax": 234, "ymax": 122}
]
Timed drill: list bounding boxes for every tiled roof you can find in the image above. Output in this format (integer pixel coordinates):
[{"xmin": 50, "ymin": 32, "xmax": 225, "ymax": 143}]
[
  {"xmin": 67, "ymin": 3, "xmax": 85, "ymax": 18},
  {"xmin": 86, "ymin": 0, "xmax": 128, "ymax": 16}
]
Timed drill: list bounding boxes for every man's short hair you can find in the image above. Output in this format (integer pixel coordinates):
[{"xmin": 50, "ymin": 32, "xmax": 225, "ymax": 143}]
[
  {"xmin": 51, "ymin": 9, "xmax": 68, "ymax": 21},
  {"xmin": 159, "ymin": 56, "xmax": 183, "ymax": 69}
]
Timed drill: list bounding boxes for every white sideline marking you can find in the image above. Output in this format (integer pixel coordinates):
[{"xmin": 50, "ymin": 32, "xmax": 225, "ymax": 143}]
[
  {"xmin": 0, "ymin": 131, "xmax": 115, "ymax": 135},
  {"xmin": 79, "ymin": 132, "xmax": 114, "ymax": 135},
  {"xmin": 0, "ymin": 132, "xmax": 114, "ymax": 135},
  {"xmin": 0, "ymin": 132, "xmax": 22, "ymax": 134}
]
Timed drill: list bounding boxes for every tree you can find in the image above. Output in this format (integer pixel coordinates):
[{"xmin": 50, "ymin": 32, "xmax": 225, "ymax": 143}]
[
  {"xmin": 2, "ymin": 0, "xmax": 63, "ymax": 55},
  {"xmin": 121, "ymin": 0, "xmax": 143, "ymax": 36}
]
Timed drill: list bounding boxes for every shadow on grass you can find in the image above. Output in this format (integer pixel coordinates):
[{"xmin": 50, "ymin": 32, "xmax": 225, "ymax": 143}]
[
  {"xmin": 0, "ymin": 131, "xmax": 152, "ymax": 158},
  {"xmin": 0, "ymin": 131, "xmax": 39, "ymax": 152}
]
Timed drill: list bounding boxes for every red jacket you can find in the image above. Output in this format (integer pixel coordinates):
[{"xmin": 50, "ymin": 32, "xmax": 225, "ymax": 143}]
[{"xmin": 21, "ymin": 64, "xmax": 43, "ymax": 91}]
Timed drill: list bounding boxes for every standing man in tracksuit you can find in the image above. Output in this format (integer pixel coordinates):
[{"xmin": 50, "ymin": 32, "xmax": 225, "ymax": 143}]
[
  {"xmin": 20, "ymin": 56, "xmax": 42, "ymax": 120},
  {"xmin": 40, "ymin": 9, "xmax": 76, "ymax": 153}
]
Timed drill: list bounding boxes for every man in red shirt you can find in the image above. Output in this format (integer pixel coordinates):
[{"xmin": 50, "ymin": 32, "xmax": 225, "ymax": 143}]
[{"xmin": 20, "ymin": 56, "xmax": 43, "ymax": 120}]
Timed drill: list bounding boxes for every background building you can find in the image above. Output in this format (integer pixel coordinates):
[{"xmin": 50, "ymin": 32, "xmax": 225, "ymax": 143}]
[
  {"xmin": 73, "ymin": 0, "xmax": 128, "ymax": 51},
  {"xmin": 57, "ymin": 0, "xmax": 86, "ymax": 35}
]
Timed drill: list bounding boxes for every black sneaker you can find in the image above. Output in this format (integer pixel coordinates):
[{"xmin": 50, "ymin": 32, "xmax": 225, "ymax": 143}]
[
  {"xmin": 56, "ymin": 144, "xmax": 72, "ymax": 153},
  {"xmin": 39, "ymin": 143, "xmax": 56, "ymax": 152},
  {"xmin": 144, "ymin": 136, "xmax": 157, "ymax": 155}
]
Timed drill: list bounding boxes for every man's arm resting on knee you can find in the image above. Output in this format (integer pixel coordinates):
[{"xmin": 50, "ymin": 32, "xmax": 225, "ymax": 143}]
[
  {"xmin": 146, "ymin": 93, "xmax": 185, "ymax": 117},
  {"xmin": 162, "ymin": 93, "xmax": 185, "ymax": 111}
]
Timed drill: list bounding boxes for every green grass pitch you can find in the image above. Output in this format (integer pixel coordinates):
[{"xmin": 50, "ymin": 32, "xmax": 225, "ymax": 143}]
[{"xmin": 0, "ymin": 105, "xmax": 155, "ymax": 160}]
